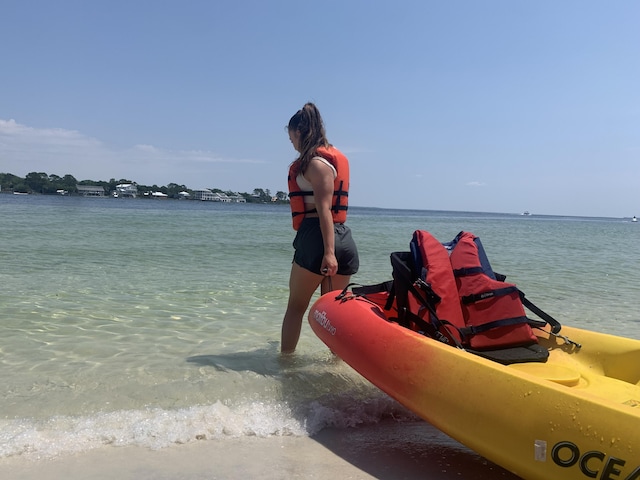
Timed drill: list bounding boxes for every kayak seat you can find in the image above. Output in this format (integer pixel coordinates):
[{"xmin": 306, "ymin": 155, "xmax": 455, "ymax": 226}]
[{"xmin": 467, "ymin": 343, "xmax": 549, "ymax": 365}]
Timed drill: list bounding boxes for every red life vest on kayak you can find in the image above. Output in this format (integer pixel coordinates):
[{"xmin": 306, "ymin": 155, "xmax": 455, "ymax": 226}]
[
  {"xmin": 351, "ymin": 230, "xmax": 559, "ymax": 363},
  {"xmin": 409, "ymin": 231, "xmax": 465, "ymax": 344},
  {"xmin": 407, "ymin": 230, "xmax": 539, "ymax": 350},
  {"xmin": 287, "ymin": 146, "xmax": 349, "ymax": 231},
  {"xmin": 443, "ymin": 231, "xmax": 539, "ymax": 350}
]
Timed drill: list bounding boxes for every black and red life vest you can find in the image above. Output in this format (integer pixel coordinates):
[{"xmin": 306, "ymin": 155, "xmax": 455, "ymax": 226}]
[
  {"xmin": 353, "ymin": 230, "xmax": 561, "ymax": 364},
  {"xmin": 287, "ymin": 146, "xmax": 349, "ymax": 231},
  {"xmin": 438, "ymin": 231, "xmax": 538, "ymax": 350}
]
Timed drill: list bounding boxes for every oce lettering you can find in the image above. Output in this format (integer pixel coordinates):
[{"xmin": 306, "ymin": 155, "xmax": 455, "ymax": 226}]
[{"xmin": 552, "ymin": 441, "xmax": 640, "ymax": 479}]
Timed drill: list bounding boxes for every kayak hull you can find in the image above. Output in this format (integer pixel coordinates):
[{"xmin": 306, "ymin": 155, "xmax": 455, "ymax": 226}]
[{"xmin": 309, "ymin": 292, "xmax": 640, "ymax": 480}]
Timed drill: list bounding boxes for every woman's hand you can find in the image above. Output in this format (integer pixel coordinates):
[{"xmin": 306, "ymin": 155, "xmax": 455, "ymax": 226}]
[{"xmin": 321, "ymin": 253, "xmax": 338, "ymax": 276}]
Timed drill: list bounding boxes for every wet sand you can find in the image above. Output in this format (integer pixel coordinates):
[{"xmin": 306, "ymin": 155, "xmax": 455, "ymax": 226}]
[{"xmin": 0, "ymin": 421, "xmax": 522, "ymax": 479}]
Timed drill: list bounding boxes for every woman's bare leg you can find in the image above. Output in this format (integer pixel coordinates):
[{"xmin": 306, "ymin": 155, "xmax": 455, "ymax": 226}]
[
  {"xmin": 281, "ymin": 264, "xmax": 353, "ymax": 354},
  {"xmin": 281, "ymin": 263, "xmax": 323, "ymax": 354}
]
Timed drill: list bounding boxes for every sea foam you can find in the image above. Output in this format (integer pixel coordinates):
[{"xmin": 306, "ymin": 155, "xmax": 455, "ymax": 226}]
[{"xmin": 0, "ymin": 394, "xmax": 415, "ymax": 459}]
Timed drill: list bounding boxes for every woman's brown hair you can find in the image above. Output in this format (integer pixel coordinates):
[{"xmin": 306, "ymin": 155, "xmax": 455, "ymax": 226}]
[{"xmin": 288, "ymin": 103, "xmax": 330, "ymax": 174}]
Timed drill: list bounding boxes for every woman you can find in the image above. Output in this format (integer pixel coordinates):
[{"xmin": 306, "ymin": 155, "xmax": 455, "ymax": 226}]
[{"xmin": 281, "ymin": 103, "xmax": 359, "ymax": 354}]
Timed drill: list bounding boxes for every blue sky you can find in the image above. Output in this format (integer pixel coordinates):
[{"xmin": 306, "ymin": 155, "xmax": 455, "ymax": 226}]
[{"xmin": 1, "ymin": 0, "xmax": 638, "ymax": 217}]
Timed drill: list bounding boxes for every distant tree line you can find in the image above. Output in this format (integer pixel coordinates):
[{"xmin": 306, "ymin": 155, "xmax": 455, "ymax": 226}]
[{"xmin": 0, "ymin": 172, "xmax": 288, "ymax": 203}]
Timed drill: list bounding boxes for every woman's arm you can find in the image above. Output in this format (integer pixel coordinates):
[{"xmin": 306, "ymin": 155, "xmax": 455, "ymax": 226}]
[{"xmin": 305, "ymin": 158, "xmax": 337, "ymax": 275}]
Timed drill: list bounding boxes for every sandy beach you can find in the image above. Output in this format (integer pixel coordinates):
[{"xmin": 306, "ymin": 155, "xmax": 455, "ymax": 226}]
[{"xmin": 0, "ymin": 421, "xmax": 520, "ymax": 480}]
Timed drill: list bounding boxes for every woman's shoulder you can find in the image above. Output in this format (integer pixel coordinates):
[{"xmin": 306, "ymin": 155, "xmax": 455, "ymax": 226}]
[
  {"xmin": 310, "ymin": 156, "xmax": 337, "ymax": 169},
  {"xmin": 307, "ymin": 156, "xmax": 337, "ymax": 178}
]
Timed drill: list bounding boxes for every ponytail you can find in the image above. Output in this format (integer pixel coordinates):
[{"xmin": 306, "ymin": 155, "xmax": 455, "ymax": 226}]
[{"xmin": 288, "ymin": 103, "xmax": 330, "ymax": 174}]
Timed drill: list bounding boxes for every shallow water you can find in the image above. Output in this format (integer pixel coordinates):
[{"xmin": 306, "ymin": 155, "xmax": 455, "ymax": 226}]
[{"xmin": 1, "ymin": 194, "xmax": 638, "ymax": 459}]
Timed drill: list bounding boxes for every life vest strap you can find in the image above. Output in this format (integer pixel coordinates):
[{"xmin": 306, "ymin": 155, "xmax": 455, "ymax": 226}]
[
  {"xmin": 460, "ymin": 315, "xmax": 531, "ymax": 337},
  {"xmin": 332, "ymin": 180, "xmax": 348, "ymax": 214},
  {"xmin": 350, "ymin": 281, "xmax": 393, "ymax": 298},
  {"xmin": 289, "ymin": 186, "xmax": 348, "ymax": 216},
  {"xmin": 288, "ymin": 190, "xmax": 313, "ymax": 198},
  {"xmin": 409, "ymin": 281, "xmax": 464, "ymax": 348},
  {"xmin": 291, "ymin": 208, "xmax": 318, "ymax": 218},
  {"xmin": 404, "ymin": 309, "xmax": 460, "ymax": 346},
  {"xmin": 461, "ymin": 285, "xmax": 519, "ymax": 304},
  {"xmin": 453, "ymin": 266, "xmax": 484, "ymax": 277},
  {"xmin": 519, "ymin": 291, "xmax": 562, "ymax": 334}
]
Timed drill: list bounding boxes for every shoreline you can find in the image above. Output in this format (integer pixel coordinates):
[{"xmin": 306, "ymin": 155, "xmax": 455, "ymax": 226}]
[
  {"xmin": 0, "ymin": 421, "xmax": 521, "ymax": 480},
  {"xmin": 2, "ymin": 192, "xmax": 631, "ymax": 220}
]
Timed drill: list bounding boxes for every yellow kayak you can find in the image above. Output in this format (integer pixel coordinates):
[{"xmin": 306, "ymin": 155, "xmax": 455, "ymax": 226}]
[{"xmin": 309, "ymin": 292, "xmax": 640, "ymax": 480}]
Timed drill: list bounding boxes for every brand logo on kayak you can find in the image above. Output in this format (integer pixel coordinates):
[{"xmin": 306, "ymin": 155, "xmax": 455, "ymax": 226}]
[
  {"xmin": 545, "ymin": 440, "xmax": 640, "ymax": 479},
  {"xmin": 313, "ymin": 310, "xmax": 336, "ymax": 335}
]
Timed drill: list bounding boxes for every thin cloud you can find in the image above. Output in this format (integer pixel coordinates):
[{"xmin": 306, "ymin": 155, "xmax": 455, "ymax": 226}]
[
  {"xmin": 0, "ymin": 118, "xmax": 102, "ymax": 149},
  {"xmin": 0, "ymin": 119, "xmax": 263, "ymax": 184},
  {"xmin": 466, "ymin": 181, "xmax": 487, "ymax": 187}
]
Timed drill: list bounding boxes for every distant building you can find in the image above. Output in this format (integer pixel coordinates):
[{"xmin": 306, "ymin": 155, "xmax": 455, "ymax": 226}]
[
  {"xmin": 114, "ymin": 183, "xmax": 138, "ymax": 198},
  {"xmin": 213, "ymin": 192, "xmax": 246, "ymax": 203},
  {"xmin": 77, "ymin": 185, "xmax": 105, "ymax": 197},
  {"xmin": 226, "ymin": 193, "xmax": 247, "ymax": 203},
  {"xmin": 192, "ymin": 190, "xmax": 247, "ymax": 202},
  {"xmin": 213, "ymin": 192, "xmax": 231, "ymax": 203},
  {"xmin": 193, "ymin": 189, "xmax": 215, "ymax": 201}
]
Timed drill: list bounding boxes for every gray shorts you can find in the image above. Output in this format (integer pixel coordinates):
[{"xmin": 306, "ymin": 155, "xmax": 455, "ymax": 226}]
[{"xmin": 293, "ymin": 218, "xmax": 359, "ymax": 275}]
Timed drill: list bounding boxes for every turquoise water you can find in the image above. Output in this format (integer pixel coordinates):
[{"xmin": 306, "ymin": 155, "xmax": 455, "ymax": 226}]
[{"xmin": 1, "ymin": 194, "xmax": 639, "ymax": 459}]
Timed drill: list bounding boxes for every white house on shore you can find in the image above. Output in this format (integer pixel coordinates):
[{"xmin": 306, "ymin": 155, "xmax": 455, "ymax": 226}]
[
  {"xmin": 77, "ymin": 185, "xmax": 105, "ymax": 197},
  {"xmin": 115, "ymin": 183, "xmax": 138, "ymax": 198},
  {"xmin": 220, "ymin": 192, "xmax": 246, "ymax": 203},
  {"xmin": 192, "ymin": 189, "xmax": 246, "ymax": 202},
  {"xmin": 192, "ymin": 189, "xmax": 215, "ymax": 201}
]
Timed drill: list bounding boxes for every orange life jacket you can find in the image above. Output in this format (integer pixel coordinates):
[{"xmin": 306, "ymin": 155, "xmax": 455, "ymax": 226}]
[
  {"xmin": 410, "ymin": 230, "xmax": 466, "ymax": 345},
  {"xmin": 287, "ymin": 146, "xmax": 349, "ymax": 231},
  {"xmin": 444, "ymin": 231, "xmax": 539, "ymax": 350},
  {"xmin": 351, "ymin": 230, "xmax": 561, "ymax": 364}
]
